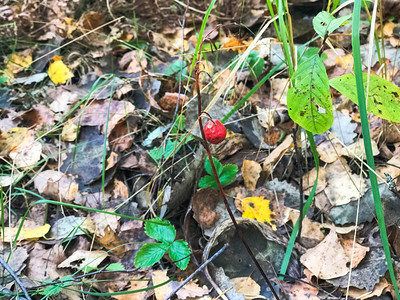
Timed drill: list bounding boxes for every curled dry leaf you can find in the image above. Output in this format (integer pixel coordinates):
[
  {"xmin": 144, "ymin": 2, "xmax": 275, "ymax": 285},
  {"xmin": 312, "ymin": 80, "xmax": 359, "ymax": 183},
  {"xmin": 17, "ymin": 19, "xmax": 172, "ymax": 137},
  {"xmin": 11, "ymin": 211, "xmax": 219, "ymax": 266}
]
[
  {"xmin": 158, "ymin": 92, "xmax": 188, "ymax": 111},
  {"xmin": 8, "ymin": 129, "xmax": 42, "ymax": 168},
  {"xmin": 91, "ymin": 209, "xmax": 120, "ymax": 237},
  {"xmin": 97, "ymin": 225, "xmax": 125, "ymax": 256},
  {"xmin": 242, "ymin": 159, "xmax": 262, "ymax": 191},
  {"xmin": 58, "ymin": 250, "xmax": 108, "ymax": 271},
  {"xmin": 34, "ymin": 170, "xmax": 79, "ymax": 202},
  {"xmin": 263, "ymin": 135, "xmax": 293, "ymax": 173}
]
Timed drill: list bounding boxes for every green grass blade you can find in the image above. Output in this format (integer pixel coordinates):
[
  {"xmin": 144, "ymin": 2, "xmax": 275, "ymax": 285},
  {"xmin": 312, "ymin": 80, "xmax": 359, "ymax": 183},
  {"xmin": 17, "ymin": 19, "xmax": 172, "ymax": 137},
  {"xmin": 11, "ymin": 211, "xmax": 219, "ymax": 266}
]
[
  {"xmin": 279, "ymin": 130, "xmax": 319, "ymax": 278},
  {"xmin": 277, "ymin": 0, "xmax": 294, "ymax": 77},
  {"xmin": 352, "ymin": 1, "xmax": 400, "ymax": 297}
]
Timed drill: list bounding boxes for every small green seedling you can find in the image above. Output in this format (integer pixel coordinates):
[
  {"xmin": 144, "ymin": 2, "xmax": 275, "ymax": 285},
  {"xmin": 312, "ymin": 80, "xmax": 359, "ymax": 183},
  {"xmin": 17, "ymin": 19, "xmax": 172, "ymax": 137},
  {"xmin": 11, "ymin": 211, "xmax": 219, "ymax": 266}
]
[
  {"xmin": 198, "ymin": 156, "xmax": 238, "ymax": 189},
  {"xmin": 134, "ymin": 218, "xmax": 190, "ymax": 270}
]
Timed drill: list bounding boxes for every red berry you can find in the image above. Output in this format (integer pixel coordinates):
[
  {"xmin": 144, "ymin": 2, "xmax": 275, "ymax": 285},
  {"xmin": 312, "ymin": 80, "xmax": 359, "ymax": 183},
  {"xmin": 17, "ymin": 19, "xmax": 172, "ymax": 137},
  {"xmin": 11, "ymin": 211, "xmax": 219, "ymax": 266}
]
[{"xmin": 204, "ymin": 120, "xmax": 227, "ymax": 144}]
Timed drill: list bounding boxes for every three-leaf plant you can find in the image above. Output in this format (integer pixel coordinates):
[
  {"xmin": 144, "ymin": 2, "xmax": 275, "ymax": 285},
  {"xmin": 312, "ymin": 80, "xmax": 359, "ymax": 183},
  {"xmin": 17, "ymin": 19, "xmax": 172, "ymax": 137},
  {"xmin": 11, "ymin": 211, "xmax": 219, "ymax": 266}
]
[
  {"xmin": 198, "ymin": 156, "xmax": 238, "ymax": 189},
  {"xmin": 134, "ymin": 218, "xmax": 190, "ymax": 270}
]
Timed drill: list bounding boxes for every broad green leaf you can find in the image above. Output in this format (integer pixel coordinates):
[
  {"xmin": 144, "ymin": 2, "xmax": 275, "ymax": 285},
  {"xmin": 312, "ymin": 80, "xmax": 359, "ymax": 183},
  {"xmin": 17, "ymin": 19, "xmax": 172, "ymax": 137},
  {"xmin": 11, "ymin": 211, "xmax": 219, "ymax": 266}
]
[
  {"xmin": 0, "ymin": 77, "xmax": 7, "ymax": 84},
  {"xmin": 169, "ymin": 240, "xmax": 191, "ymax": 270},
  {"xmin": 204, "ymin": 156, "xmax": 223, "ymax": 176},
  {"xmin": 330, "ymin": 73, "xmax": 400, "ymax": 122},
  {"xmin": 145, "ymin": 218, "xmax": 176, "ymax": 244},
  {"xmin": 313, "ymin": 11, "xmax": 352, "ymax": 38},
  {"xmin": 134, "ymin": 243, "xmax": 169, "ymax": 268},
  {"xmin": 287, "ymin": 54, "xmax": 333, "ymax": 134},
  {"xmin": 219, "ymin": 164, "xmax": 238, "ymax": 186},
  {"xmin": 297, "ymin": 46, "xmax": 327, "ymax": 64},
  {"xmin": 106, "ymin": 263, "xmax": 125, "ymax": 271},
  {"xmin": 198, "ymin": 175, "xmax": 218, "ymax": 189}
]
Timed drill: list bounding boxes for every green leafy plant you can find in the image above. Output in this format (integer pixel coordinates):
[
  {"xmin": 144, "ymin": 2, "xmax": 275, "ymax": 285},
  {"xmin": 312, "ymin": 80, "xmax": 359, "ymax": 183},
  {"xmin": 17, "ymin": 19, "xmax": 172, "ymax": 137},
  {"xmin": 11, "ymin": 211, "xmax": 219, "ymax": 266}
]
[
  {"xmin": 134, "ymin": 218, "xmax": 190, "ymax": 270},
  {"xmin": 198, "ymin": 156, "xmax": 238, "ymax": 189},
  {"xmin": 230, "ymin": 50, "xmax": 264, "ymax": 78}
]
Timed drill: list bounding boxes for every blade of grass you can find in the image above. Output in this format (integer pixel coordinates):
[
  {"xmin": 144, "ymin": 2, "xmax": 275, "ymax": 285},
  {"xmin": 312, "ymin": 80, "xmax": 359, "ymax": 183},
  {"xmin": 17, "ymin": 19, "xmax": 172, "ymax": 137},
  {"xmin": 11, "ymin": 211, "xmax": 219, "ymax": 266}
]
[{"xmin": 352, "ymin": 1, "xmax": 400, "ymax": 297}]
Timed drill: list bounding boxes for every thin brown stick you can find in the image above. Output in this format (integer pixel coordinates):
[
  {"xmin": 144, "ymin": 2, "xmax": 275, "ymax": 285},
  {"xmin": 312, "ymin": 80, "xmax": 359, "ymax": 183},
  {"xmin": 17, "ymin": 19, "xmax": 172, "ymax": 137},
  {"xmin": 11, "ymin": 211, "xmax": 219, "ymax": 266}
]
[{"xmin": 195, "ymin": 36, "xmax": 280, "ymax": 300}]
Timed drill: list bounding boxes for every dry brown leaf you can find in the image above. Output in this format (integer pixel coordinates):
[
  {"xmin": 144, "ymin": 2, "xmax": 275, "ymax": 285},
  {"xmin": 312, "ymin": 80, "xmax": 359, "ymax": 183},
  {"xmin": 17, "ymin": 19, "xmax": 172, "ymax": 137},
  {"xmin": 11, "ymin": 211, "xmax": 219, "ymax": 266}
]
[
  {"xmin": 191, "ymin": 189, "xmax": 221, "ymax": 228},
  {"xmin": 113, "ymin": 277, "xmax": 149, "ymax": 300},
  {"xmin": 18, "ymin": 105, "xmax": 55, "ymax": 129},
  {"xmin": 280, "ymin": 281, "xmax": 319, "ymax": 300},
  {"xmin": 61, "ymin": 119, "xmax": 78, "ymax": 141},
  {"xmin": 300, "ymin": 229, "xmax": 350, "ymax": 279},
  {"xmin": 316, "ymin": 137, "xmax": 343, "ymax": 163},
  {"xmin": 340, "ymin": 237, "xmax": 369, "ymax": 268},
  {"xmin": 58, "ymin": 250, "xmax": 108, "ymax": 271},
  {"xmin": 345, "ymin": 277, "xmax": 392, "ymax": 299},
  {"xmin": 341, "ymin": 139, "xmax": 379, "ymax": 159},
  {"xmin": 78, "ymin": 100, "xmax": 135, "ymax": 135},
  {"xmin": 159, "ymin": 92, "xmax": 188, "ymax": 111},
  {"xmin": 242, "ymin": 160, "xmax": 262, "ymax": 191},
  {"xmin": 9, "ymin": 129, "xmax": 42, "ymax": 168},
  {"xmin": 97, "ymin": 225, "xmax": 125, "ymax": 256},
  {"xmin": 0, "ymin": 127, "xmax": 29, "ymax": 156},
  {"xmin": 231, "ymin": 277, "xmax": 265, "ymax": 299},
  {"xmin": 119, "ymin": 50, "xmax": 147, "ymax": 73},
  {"xmin": 263, "ymin": 135, "xmax": 293, "ymax": 173},
  {"xmin": 270, "ymin": 78, "xmax": 289, "ymax": 105},
  {"xmin": 324, "ymin": 158, "xmax": 366, "ymax": 206},
  {"xmin": 34, "ymin": 170, "xmax": 79, "ymax": 202},
  {"xmin": 91, "ymin": 210, "xmax": 120, "ymax": 237},
  {"xmin": 152, "ymin": 270, "xmax": 208, "ymax": 300}
]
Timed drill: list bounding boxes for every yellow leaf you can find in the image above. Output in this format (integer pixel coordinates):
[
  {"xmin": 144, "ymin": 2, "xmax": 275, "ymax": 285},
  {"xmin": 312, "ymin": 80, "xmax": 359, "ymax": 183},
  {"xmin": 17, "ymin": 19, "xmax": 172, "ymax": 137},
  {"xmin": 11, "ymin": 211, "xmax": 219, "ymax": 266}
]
[
  {"xmin": 6, "ymin": 49, "xmax": 32, "ymax": 74},
  {"xmin": 0, "ymin": 127, "xmax": 29, "ymax": 156},
  {"xmin": 241, "ymin": 197, "xmax": 276, "ymax": 230},
  {"xmin": 1, "ymin": 224, "xmax": 51, "ymax": 242},
  {"xmin": 48, "ymin": 56, "xmax": 74, "ymax": 85}
]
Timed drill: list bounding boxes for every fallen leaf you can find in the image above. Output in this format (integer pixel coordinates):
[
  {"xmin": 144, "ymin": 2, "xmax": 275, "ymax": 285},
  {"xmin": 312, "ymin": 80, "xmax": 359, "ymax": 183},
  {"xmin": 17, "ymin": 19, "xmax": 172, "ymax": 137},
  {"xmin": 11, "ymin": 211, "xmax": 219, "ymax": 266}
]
[
  {"xmin": 91, "ymin": 209, "xmax": 120, "ymax": 237},
  {"xmin": 49, "ymin": 216, "xmax": 95, "ymax": 239},
  {"xmin": 34, "ymin": 170, "xmax": 79, "ymax": 202},
  {"xmin": 316, "ymin": 137, "xmax": 343, "ymax": 163},
  {"xmin": 230, "ymin": 277, "xmax": 265, "ymax": 299},
  {"xmin": 191, "ymin": 189, "xmax": 221, "ymax": 228},
  {"xmin": 263, "ymin": 135, "xmax": 293, "ymax": 173},
  {"xmin": 241, "ymin": 196, "xmax": 277, "ymax": 230},
  {"xmin": 341, "ymin": 139, "xmax": 379, "ymax": 159},
  {"xmin": 300, "ymin": 229, "xmax": 350, "ymax": 280},
  {"xmin": 345, "ymin": 277, "xmax": 392, "ymax": 300},
  {"xmin": 242, "ymin": 160, "xmax": 262, "ymax": 191},
  {"xmin": 0, "ymin": 247, "xmax": 28, "ymax": 277},
  {"xmin": 61, "ymin": 119, "xmax": 78, "ymax": 141},
  {"xmin": 302, "ymin": 166, "xmax": 327, "ymax": 195},
  {"xmin": 119, "ymin": 50, "xmax": 147, "ymax": 73},
  {"xmin": 48, "ymin": 55, "xmax": 74, "ymax": 85},
  {"xmin": 1, "ymin": 224, "xmax": 51, "ymax": 242},
  {"xmin": 0, "ymin": 127, "xmax": 29, "ymax": 156},
  {"xmin": 280, "ymin": 281, "xmax": 319, "ymax": 300},
  {"xmin": 113, "ymin": 277, "xmax": 149, "ymax": 300},
  {"xmin": 97, "ymin": 225, "xmax": 125, "ymax": 256},
  {"xmin": 6, "ymin": 49, "xmax": 32, "ymax": 75},
  {"xmin": 340, "ymin": 237, "xmax": 369, "ymax": 268},
  {"xmin": 159, "ymin": 92, "xmax": 188, "ymax": 111},
  {"xmin": 58, "ymin": 250, "xmax": 108, "ymax": 271}
]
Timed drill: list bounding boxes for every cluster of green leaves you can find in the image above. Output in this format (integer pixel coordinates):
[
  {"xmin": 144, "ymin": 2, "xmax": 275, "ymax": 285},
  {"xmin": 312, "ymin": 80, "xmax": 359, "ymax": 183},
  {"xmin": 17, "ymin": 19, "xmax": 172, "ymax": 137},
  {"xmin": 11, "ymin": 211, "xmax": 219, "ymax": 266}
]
[
  {"xmin": 134, "ymin": 218, "xmax": 190, "ymax": 270},
  {"xmin": 198, "ymin": 156, "xmax": 238, "ymax": 189},
  {"xmin": 230, "ymin": 50, "xmax": 264, "ymax": 79}
]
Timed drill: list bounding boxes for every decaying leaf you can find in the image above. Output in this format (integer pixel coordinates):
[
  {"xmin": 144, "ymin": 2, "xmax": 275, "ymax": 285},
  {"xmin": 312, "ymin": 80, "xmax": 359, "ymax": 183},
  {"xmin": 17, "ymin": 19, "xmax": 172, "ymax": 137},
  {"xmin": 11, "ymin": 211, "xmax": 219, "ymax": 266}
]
[
  {"xmin": 8, "ymin": 129, "xmax": 42, "ymax": 168},
  {"xmin": 241, "ymin": 196, "xmax": 277, "ymax": 230},
  {"xmin": 242, "ymin": 160, "xmax": 262, "ymax": 191},
  {"xmin": 34, "ymin": 170, "xmax": 79, "ymax": 202},
  {"xmin": 113, "ymin": 277, "xmax": 149, "ymax": 300},
  {"xmin": 280, "ymin": 281, "xmax": 319, "ymax": 300},
  {"xmin": 58, "ymin": 250, "xmax": 108, "ymax": 271},
  {"xmin": 1, "ymin": 224, "xmax": 51, "ymax": 242},
  {"xmin": 5, "ymin": 49, "xmax": 32, "ymax": 75},
  {"xmin": 91, "ymin": 209, "xmax": 120, "ymax": 237},
  {"xmin": 49, "ymin": 216, "xmax": 95, "ymax": 239},
  {"xmin": 263, "ymin": 135, "xmax": 293, "ymax": 173},
  {"xmin": 230, "ymin": 277, "xmax": 265, "ymax": 299},
  {"xmin": 97, "ymin": 225, "xmax": 125, "ymax": 256},
  {"xmin": 300, "ymin": 229, "xmax": 350, "ymax": 280},
  {"xmin": 0, "ymin": 127, "xmax": 29, "ymax": 156}
]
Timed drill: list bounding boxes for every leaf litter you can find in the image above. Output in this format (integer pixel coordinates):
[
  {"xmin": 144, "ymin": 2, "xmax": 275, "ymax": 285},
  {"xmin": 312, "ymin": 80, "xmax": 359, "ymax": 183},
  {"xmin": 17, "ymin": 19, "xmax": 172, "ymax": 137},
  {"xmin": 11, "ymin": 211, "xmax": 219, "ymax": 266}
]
[{"xmin": 1, "ymin": 1, "xmax": 400, "ymax": 299}]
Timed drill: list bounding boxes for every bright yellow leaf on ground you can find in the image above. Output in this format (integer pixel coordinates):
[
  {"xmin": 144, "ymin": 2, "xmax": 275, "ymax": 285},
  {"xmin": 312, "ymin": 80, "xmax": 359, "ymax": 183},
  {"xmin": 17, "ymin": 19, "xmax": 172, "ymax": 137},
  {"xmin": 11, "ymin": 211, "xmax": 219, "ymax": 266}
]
[
  {"xmin": 241, "ymin": 196, "xmax": 277, "ymax": 230},
  {"xmin": 48, "ymin": 55, "xmax": 74, "ymax": 85},
  {"xmin": 1, "ymin": 224, "xmax": 51, "ymax": 242}
]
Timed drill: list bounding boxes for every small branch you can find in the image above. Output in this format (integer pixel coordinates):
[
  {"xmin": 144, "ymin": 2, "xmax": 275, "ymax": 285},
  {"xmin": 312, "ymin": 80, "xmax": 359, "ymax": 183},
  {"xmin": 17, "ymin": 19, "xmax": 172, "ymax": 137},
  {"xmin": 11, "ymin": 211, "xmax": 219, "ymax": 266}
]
[
  {"xmin": 0, "ymin": 255, "xmax": 31, "ymax": 300},
  {"xmin": 165, "ymin": 244, "xmax": 228, "ymax": 300},
  {"xmin": 195, "ymin": 33, "xmax": 280, "ymax": 300}
]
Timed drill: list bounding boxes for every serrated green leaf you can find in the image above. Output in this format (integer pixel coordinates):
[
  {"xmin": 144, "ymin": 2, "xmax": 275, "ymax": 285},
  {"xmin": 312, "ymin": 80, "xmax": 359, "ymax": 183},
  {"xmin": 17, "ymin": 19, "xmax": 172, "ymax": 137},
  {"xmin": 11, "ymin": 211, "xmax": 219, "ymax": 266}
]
[
  {"xmin": 204, "ymin": 156, "xmax": 223, "ymax": 176},
  {"xmin": 106, "ymin": 263, "xmax": 125, "ymax": 271},
  {"xmin": 43, "ymin": 284, "xmax": 63, "ymax": 297},
  {"xmin": 330, "ymin": 73, "xmax": 400, "ymax": 122},
  {"xmin": 145, "ymin": 218, "xmax": 176, "ymax": 244},
  {"xmin": 169, "ymin": 240, "xmax": 191, "ymax": 270},
  {"xmin": 313, "ymin": 11, "xmax": 352, "ymax": 38},
  {"xmin": 198, "ymin": 175, "xmax": 218, "ymax": 189},
  {"xmin": 287, "ymin": 54, "xmax": 333, "ymax": 134},
  {"xmin": 134, "ymin": 243, "xmax": 169, "ymax": 268},
  {"xmin": 219, "ymin": 164, "xmax": 238, "ymax": 186}
]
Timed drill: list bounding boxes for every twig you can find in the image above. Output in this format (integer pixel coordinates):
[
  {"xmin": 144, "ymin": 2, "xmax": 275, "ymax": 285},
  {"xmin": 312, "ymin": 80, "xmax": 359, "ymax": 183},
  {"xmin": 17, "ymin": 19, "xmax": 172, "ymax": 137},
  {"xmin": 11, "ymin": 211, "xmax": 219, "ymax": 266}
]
[
  {"xmin": 195, "ymin": 32, "xmax": 280, "ymax": 300},
  {"xmin": 0, "ymin": 255, "xmax": 31, "ymax": 300},
  {"xmin": 165, "ymin": 244, "xmax": 228, "ymax": 300}
]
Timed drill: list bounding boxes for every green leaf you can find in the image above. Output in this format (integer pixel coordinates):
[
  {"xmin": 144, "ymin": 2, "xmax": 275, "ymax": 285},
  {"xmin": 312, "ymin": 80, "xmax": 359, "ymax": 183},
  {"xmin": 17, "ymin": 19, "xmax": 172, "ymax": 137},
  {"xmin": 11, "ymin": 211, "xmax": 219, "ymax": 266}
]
[
  {"xmin": 0, "ymin": 77, "xmax": 7, "ymax": 84},
  {"xmin": 134, "ymin": 243, "xmax": 169, "ymax": 268},
  {"xmin": 287, "ymin": 54, "xmax": 333, "ymax": 134},
  {"xmin": 165, "ymin": 60, "xmax": 186, "ymax": 76},
  {"xmin": 106, "ymin": 263, "xmax": 125, "ymax": 271},
  {"xmin": 198, "ymin": 175, "xmax": 218, "ymax": 189},
  {"xmin": 145, "ymin": 218, "xmax": 176, "ymax": 244},
  {"xmin": 204, "ymin": 156, "xmax": 223, "ymax": 176},
  {"xmin": 231, "ymin": 50, "xmax": 264, "ymax": 78},
  {"xmin": 169, "ymin": 240, "xmax": 191, "ymax": 270},
  {"xmin": 313, "ymin": 11, "xmax": 352, "ymax": 38},
  {"xmin": 43, "ymin": 284, "xmax": 63, "ymax": 297},
  {"xmin": 330, "ymin": 73, "xmax": 400, "ymax": 122},
  {"xmin": 219, "ymin": 164, "xmax": 238, "ymax": 186}
]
